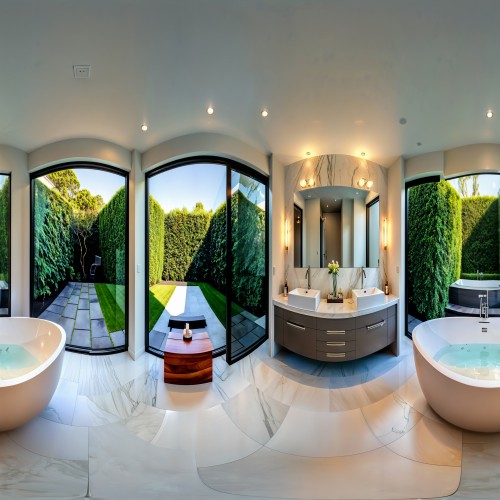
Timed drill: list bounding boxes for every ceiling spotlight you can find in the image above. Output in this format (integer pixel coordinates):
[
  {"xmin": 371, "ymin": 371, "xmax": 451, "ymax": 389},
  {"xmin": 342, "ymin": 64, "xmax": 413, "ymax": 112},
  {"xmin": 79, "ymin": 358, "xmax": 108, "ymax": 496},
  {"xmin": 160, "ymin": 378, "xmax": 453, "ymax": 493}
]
[
  {"xmin": 399, "ymin": 117, "xmax": 407, "ymax": 125},
  {"xmin": 361, "ymin": 152, "xmax": 366, "ymax": 157},
  {"xmin": 358, "ymin": 178, "xmax": 366, "ymax": 188},
  {"xmin": 366, "ymin": 180, "xmax": 374, "ymax": 189},
  {"xmin": 261, "ymin": 109, "xmax": 269, "ymax": 118},
  {"xmin": 487, "ymin": 110, "xmax": 494, "ymax": 118},
  {"xmin": 306, "ymin": 151, "xmax": 311, "ymax": 156},
  {"xmin": 141, "ymin": 124, "xmax": 148, "ymax": 132},
  {"xmin": 207, "ymin": 106, "xmax": 214, "ymax": 115}
]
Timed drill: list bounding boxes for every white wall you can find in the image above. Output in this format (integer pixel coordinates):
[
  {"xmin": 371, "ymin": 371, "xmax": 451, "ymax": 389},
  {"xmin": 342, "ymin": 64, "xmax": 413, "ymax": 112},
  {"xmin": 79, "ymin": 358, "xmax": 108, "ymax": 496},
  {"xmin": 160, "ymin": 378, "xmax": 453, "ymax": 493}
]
[{"xmin": 0, "ymin": 146, "xmax": 29, "ymax": 316}]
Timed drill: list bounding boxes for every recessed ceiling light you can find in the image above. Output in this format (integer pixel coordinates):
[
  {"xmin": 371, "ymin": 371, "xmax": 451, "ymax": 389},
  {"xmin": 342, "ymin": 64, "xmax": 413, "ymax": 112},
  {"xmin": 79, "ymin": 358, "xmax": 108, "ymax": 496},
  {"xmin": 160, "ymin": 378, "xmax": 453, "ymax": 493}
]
[
  {"xmin": 141, "ymin": 124, "xmax": 148, "ymax": 132},
  {"xmin": 361, "ymin": 152, "xmax": 366, "ymax": 157},
  {"xmin": 417, "ymin": 142, "xmax": 422, "ymax": 146},
  {"xmin": 261, "ymin": 109, "xmax": 269, "ymax": 118},
  {"xmin": 399, "ymin": 117, "xmax": 407, "ymax": 125},
  {"xmin": 306, "ymin": 151, "xmax": 311, "ymax": 156},
  {"xmin": 486, "ymin": 110, "xmax": 494, "ymax": 118},
  {"xmin": 207, "ymin": 106, "xmax": 214, "ymax": 115}
]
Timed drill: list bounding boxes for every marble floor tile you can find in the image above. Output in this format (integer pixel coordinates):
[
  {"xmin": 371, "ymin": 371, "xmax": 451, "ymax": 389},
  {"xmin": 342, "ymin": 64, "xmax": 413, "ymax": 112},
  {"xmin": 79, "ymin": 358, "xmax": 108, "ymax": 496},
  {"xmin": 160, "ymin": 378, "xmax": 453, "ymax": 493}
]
[
  {"xmin": 71, "ymin": 395, "xmax": 121, "ymax": 427},
  {"xmin": 155, "ymin": 382, "xmax": 224, "ymax": 411},
  {"xmin": 124, "ymin": 403, "xmax": 166, "ymax": 443},
  {"xmin": 41, "ymin": 377, "xmax": 78, "ymax": 425},
  {"xmin": 199, "ymin": 445, "xmax": 461, "ymax": 499},
  {"xmin": 266, "ymin": 406, "xmax": 383, "ymax": 457}
]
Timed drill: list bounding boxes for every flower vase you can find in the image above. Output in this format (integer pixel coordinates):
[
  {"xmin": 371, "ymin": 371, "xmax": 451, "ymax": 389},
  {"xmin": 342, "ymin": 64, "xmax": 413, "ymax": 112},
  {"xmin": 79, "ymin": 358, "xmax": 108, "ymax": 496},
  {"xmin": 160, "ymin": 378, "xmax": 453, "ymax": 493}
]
[{"xmin": 332, "ymin": 274, "xmax": 337, "ymax": 298}]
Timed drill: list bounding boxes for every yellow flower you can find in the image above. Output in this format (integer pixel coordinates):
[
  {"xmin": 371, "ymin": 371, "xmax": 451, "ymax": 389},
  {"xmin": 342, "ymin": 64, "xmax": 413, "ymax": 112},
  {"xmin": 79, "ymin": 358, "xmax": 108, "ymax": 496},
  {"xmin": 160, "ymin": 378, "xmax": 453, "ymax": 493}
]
[{"xmin": 328, "ymin": 260, "xmax": 340, "ymax": 275}]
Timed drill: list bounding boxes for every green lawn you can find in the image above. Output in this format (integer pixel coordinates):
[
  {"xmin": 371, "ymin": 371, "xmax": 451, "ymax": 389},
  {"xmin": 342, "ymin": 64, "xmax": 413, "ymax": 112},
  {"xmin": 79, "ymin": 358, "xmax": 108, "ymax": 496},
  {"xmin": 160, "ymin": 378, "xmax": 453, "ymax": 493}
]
[
  {"xmin": 149, "ymin": 284, "xmax": 176, "ymax": 331},
  {"xmin": 191, "ymin": 281, "xmax": 243, "ymax": 326},
  {"xmin": 95, "ymin": 283, "xmax": 126, "ymax": 333}
]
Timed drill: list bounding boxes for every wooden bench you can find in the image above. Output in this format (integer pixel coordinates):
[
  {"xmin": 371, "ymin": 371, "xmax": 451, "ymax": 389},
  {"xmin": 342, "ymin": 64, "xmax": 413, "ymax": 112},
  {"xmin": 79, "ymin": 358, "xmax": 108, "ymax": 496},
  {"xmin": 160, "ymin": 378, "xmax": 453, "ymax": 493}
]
[{"xmin": 163, "ymin": 331, "xmax": 213, "ymax": 385}]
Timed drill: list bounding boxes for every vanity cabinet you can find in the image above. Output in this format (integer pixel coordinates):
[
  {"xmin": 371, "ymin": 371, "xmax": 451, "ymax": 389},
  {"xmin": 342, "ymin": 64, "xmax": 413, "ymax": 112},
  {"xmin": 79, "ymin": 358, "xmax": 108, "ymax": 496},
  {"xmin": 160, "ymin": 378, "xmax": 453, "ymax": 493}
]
[{"xmin": 274, "ymin": 304, "xmax": 397, "ymax": 362}]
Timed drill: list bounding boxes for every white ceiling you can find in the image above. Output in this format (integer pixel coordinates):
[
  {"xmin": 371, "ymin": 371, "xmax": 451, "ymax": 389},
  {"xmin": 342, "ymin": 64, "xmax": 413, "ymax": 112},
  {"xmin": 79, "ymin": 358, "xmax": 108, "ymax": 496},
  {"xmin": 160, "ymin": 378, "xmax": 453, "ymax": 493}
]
[{"xmin": 1, "ymin": 0, "xmax": 499, "ymax": 167}]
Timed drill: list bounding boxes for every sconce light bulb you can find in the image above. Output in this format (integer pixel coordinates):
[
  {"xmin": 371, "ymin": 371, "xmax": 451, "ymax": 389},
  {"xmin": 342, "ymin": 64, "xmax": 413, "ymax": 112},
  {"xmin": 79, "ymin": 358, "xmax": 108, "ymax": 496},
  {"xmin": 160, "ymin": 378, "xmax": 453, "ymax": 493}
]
[
  {"xmin": 141, "ymin": 124, "xmax": 148, "ymax": 131},
  {"xmin": 366, "ymin": 180, "xmax": 373, "ymax": 189},
  {"xmin": 358, "ymin": 178, "xmax": 366, "ymax": 188},
  {"xmin": 299, "ymin": 179, "xmax": 307, "ymax": 188},
  {"xmin": 308, "ymin": 178, "xmax": 315, "ymax": 187}
]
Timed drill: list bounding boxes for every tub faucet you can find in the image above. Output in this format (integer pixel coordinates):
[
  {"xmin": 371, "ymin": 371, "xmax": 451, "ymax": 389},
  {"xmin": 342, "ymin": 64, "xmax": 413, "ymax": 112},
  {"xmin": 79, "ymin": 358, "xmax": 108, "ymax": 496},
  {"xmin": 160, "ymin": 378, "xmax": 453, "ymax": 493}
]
[
  {"xmin": 479, "ymin": 292, "xmax": 489, "ymax": 321},
  {"xmin": 305, "ymin": 265, "xmax": 311, "ymax": 290}
]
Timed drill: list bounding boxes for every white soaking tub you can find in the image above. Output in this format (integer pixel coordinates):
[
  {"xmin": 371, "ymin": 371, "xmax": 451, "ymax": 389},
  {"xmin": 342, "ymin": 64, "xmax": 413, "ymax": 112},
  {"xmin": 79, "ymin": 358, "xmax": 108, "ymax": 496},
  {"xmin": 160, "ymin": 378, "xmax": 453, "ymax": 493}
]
[
  {"xmin": 0, "ymin": 317, "xmax": 65, "ymax": 431},
  {"xmin": 413, "ymin": 317, "xmax": 500, "ymax": 432}
]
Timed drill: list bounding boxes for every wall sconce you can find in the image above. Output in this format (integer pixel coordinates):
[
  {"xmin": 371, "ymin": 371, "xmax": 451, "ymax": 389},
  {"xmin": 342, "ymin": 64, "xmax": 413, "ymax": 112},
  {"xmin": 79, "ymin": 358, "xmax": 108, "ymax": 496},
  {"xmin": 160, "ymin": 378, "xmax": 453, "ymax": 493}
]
[
  {"xmin": 299, "ymin": 178, "xmax": 315, "ymax": 188},
  {"xmin": 285, "ymin": 219, "xmax": 289, "ymax": 251},
  {"xmin": 383, "ymin": 218, "xmax": 388, "ymax": 249},
  {"xmin": 357, "ymin": 178, "xmax": 373, "ymax": 189}
]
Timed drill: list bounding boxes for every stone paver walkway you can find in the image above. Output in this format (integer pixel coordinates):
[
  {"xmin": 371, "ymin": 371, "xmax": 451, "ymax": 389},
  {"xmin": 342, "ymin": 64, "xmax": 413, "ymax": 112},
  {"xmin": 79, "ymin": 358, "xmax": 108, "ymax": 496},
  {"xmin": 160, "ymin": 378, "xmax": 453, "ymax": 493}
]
[
  {"xmin": 39, "ymin": 282, "xmax": 125, "ymax": 350},
  {"xmin": 149, "ymin": 284, "xmax": 266, "ymax": 354}
]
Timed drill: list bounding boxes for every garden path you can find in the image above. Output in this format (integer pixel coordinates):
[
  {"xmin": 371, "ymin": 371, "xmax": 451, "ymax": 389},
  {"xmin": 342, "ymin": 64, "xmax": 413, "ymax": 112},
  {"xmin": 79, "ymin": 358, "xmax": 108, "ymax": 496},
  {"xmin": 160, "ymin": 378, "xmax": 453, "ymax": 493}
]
[
  {"xmin": 39, "ymin": 282, "xmax": 125, "ymax": 350},
  {"xmin": 149, "ymin": 284, "xmax": 267, "ymax": 355}
]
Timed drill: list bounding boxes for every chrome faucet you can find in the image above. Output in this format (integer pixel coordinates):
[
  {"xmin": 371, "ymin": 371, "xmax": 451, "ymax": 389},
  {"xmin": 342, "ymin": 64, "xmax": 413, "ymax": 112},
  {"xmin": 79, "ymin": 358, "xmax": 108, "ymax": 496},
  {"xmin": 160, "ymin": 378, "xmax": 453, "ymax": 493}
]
[
  {"xmin": 361, "ymin": 267, "xmax": 367, "ymax": 288},
  {"xmin": 479, "ymin": 292, "xmax": 489, "ymax": 321},
  {"xmin": 305, "ymin": 265, "xmax": 311, "ymax": 290}
]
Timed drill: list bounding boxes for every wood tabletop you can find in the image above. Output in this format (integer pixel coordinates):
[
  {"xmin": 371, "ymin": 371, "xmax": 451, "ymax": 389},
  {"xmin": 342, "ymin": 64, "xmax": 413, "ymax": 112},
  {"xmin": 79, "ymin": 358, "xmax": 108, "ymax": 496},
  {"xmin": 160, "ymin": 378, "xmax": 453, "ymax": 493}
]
[{"xmin": 165, "ymin": 331, "xmax": 213, "ymax": 354}]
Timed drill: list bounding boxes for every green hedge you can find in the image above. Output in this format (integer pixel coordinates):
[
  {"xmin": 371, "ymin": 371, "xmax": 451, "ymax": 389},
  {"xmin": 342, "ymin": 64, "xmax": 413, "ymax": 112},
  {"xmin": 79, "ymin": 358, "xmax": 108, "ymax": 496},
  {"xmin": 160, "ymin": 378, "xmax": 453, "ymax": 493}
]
[
  {"xmin": 461, "ymin": 196, "xmax": 499, "ymax": 274},
  {"xmin": 408, "ymin": 181, "xmax": 462, "ymax": 320},
  {"xmin": 97, "ymin": 186, "xmax": 126, "ymax": 285},
  {"xmin": 461, "ymin": 273, "xmax": 500, "ymax": 280},
  {"xmin": 162, "ymin": 203, "xmax": 211, "ymax": 282},
  {"xmin": 33, "ymin": 180, "xmax": 74, "ymax": 299},
  {"xmin": 148, "ymin": 195, "xmax": 165, "ymax": 286},
  {"xmin": 0, "ymin": 178, "xmax": 9, "ymax": 280}
]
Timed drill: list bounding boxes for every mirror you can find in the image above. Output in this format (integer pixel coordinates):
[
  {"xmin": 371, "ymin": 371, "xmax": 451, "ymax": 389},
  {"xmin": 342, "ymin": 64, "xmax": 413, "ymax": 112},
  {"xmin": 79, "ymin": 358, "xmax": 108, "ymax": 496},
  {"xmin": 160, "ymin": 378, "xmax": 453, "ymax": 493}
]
[{"xmin": 293, "ymin": 186, "xmax": 379, "ymax": 268}]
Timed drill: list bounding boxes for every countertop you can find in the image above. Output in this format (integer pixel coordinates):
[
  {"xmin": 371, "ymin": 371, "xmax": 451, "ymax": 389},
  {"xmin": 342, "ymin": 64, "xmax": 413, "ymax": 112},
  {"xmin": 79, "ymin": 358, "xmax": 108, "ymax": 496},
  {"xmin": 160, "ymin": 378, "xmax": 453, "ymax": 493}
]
[{"xmin": 273, "ymin": 293, "xmax": 399, "ymax": 319}]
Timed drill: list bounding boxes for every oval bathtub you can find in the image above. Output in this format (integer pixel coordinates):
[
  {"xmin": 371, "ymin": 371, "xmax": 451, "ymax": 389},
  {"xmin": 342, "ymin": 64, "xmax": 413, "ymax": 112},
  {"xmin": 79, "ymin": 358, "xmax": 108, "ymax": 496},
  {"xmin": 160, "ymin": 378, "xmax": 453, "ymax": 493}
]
[
  {"xmin": 0, "ymin": 317, "xmax": 65, "ymax": 431},
  {"xmin": 413, "ymin": 317, "xmax": 500, "ymax": 432}
]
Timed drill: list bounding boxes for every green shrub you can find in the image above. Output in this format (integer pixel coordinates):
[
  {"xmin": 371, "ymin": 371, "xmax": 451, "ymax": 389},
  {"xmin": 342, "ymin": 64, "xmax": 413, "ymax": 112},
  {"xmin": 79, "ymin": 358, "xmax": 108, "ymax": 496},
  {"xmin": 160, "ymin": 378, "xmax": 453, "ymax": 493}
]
[
  {"xmin": 148, "ymin": 195, "xmax": 165, "ymax": 286},
  {"xmin": 33, "ymin": 180, "xmax": 74, "ymax": 299},
  {"xmin": 97, "ymin": 186, "xmax": 126, "ymax": 285},
  {"xmin": 408, "ymin": 181, "xmax": 462, "ymax": 320},
  {"xmin": 462, "ymin": 196, "xmax": 499, "ymax": 274},
  {"xmin": 461, "ymin": 273, "xmax": 500, "ymax": 280}
]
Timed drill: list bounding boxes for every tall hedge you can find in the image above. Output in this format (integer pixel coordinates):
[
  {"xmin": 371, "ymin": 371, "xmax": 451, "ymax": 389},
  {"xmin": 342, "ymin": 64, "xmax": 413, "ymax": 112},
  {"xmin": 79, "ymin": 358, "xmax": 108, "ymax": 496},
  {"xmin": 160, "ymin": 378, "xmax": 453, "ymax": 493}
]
[
  {"xmin": 33, "ymin": 180, "xmax": 74, "ymax": 299},
  {"xmin": 148, "ymin": 195, "xmax": 165, "ymax": 286},
  {"xmin": 408, "ymin": 181, "xmax": 462, "ymax": 320},
  {"xmin": 97, "ymin": 186, "xmax": 126, "ymax": 285},
  {"xmin": 0, "ymin": 178, "xmax": 9, "ymax": 280},
  {"xmin": 162, "ymin": 203, "xmax": 211, "ymax": 282},
  {"xmin": 231, "ymin": 191, "xmax": 265, "ymax": 315},
  {"xmin": 461, "ymin": 196, "xmax": 499, "ymax": 274}
]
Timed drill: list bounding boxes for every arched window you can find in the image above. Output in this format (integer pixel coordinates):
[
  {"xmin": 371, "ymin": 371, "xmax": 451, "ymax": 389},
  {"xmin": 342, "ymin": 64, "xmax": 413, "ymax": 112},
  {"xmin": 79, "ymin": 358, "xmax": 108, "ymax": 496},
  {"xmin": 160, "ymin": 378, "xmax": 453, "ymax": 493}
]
[
  {"xmin": 146, "ymin": 157, "xmax": 269, "ymax": 364},
  {"xmin": 31, "ymin": 163, "xmax": 128, "ymax": 353}
]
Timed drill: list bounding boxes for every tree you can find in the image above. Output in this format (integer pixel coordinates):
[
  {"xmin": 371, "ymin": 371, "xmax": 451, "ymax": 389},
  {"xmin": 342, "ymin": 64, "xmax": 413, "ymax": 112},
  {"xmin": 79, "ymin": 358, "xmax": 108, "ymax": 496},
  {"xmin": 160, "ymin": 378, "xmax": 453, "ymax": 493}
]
[
  {"xmin": 48, "ymin": 170, "xmax": 80, "ymax": 200},
  {"xmin": 457, "ymin": 176, "xmax": 471, "ymax": 197},
  {"xmin": 71, "ymin": 189, "xmax": 100, "ymax": 278},
  {"xmin": 472, "ymin": 175, "xmax": 480, "ymax": 196}
]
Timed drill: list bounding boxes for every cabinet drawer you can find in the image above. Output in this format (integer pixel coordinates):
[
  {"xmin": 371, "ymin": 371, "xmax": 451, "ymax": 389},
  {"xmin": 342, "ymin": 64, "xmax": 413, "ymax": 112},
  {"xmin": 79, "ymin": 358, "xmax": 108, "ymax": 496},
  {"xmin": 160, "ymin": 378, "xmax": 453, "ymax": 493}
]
[
  {"xmin": 284, "ymin": 321, "xmax": 316, "ymax": 358},
  {"xmin": 317, "ymin": 340, "xmax": 356, "ymax": 353},
  {"xmin": 317, "ymin": 328, "xmax": 356, "ymax": 342},
  {"xmin": 316, "ymin": 350, "xmax": 356, "ymax": 362},
  {"xmin": 356, "ymin": 322, "xmax": 388, "ymax": 358},
  {"xmin": 316, "ymin": 317, "xmax": 355, "ymax": 332},
  {"xmin": 284, "ymin": 309, "xmax": 316, "ymax": 329},
  {"xmin": 355, "ymin": 308, "xmax": 388, "ymax": 329}
]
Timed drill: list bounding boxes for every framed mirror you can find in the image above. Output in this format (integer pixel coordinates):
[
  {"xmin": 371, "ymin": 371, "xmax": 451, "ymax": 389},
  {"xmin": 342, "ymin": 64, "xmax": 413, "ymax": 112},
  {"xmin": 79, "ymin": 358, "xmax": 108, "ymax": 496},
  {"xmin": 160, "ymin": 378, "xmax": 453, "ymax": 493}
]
[{"xmin": 293, "ymin": 186, "xmax": 379, "ymax": 268}]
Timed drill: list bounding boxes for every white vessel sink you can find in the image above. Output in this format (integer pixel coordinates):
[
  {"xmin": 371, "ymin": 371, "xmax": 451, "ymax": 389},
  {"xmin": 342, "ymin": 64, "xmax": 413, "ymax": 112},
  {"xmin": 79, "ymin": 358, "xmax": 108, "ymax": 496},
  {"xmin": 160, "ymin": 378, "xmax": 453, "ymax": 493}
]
[
  {"xmin": 352, "ymin": 287, "xmax": 385, "ymax": 310},
  {"xmin": 288, "ymin": 288, "xmax": 321, "ymax": 311}
]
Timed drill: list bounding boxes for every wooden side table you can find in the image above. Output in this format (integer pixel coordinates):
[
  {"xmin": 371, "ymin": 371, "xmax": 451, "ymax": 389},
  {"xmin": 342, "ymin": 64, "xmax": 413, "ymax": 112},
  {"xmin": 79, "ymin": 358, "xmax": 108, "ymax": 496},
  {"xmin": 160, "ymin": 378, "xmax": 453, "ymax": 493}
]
[{"xmin": 163, "ymin": 332, "xmax": 213, "ymax": 385}]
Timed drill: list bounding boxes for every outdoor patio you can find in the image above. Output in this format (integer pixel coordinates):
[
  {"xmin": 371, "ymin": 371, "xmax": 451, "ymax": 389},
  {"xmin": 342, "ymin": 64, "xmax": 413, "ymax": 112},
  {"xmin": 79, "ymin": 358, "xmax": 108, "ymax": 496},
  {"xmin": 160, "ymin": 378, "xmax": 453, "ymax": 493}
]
[{"xmin": 39, "ymin": 282, "xmax": 125, "ymax": 349}]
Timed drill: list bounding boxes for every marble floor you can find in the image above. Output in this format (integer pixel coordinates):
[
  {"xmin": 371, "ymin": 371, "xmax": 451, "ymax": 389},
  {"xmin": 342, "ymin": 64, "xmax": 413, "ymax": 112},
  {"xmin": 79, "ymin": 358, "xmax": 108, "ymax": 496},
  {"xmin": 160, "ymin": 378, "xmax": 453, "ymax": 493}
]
[{"xmin": 1, "ymin": 337, "xmax": 500, "ymax": 499}]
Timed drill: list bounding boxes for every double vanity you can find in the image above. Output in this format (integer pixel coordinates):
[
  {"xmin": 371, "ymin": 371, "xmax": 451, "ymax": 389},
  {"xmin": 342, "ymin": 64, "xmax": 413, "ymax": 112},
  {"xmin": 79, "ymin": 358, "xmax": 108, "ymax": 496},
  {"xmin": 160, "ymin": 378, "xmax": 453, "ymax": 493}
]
[{"xmin": 274, "ymin": 289, "xmax": 398, "ymax": 362}]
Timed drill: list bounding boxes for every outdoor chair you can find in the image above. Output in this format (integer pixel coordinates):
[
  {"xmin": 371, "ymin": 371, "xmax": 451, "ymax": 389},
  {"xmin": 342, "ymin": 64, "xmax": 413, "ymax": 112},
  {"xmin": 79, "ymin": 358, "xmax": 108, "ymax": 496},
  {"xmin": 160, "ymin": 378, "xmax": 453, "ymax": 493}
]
[{"xmin": 90, "ymin": 255, "xmax": 102, "ymax": 281}]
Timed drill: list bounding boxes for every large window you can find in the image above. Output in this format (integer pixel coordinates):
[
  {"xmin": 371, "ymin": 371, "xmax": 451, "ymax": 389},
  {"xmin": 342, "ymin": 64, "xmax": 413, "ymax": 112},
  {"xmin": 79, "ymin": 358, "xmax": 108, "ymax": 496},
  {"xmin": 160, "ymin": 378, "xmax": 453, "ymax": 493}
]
[
  {"xmin": 31, "ymin": 164, "xmax": 128, "ymax": 353},
  {"xmin": 146, "ymin": 158, "xmax": 268, "ymax": 363},
  {"xmin": 0, "ymin": 174, "xmax": 10, "ymax": 316},
  {"xmin": 405, "ymin": 173, "xmax": 499, "ymax": 337}
]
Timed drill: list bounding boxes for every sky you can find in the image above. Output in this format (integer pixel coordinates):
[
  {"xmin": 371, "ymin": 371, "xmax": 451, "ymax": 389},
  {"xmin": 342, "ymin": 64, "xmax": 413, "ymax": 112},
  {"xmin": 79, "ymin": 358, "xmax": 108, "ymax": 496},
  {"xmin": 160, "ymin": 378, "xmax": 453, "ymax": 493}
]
[
  {"xmin": 74, "ymin": 169, "xmax": 125, "ymax": 203},
  {"xmin": 449, "ymin": 174, "xmax": 500, "ymax": 197},
  {"xmin": 149, "ymin": 164, "xmax": 227, "ymax": 213}
]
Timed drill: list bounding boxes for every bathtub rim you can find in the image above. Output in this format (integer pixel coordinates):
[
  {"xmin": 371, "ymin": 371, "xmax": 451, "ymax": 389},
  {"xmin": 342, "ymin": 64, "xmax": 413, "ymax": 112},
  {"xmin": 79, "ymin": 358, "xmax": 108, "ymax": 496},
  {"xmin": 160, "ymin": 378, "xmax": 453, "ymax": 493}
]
[
  {"xmin": 412, "ymin": 317, "xmax": 500, "ymax": 389},
  {"xmin": 451, "ymin": 278, "xmax": 500, "ymax": 290},
  {"xmin": 0, "ymin": 317, "xmax": 66, "ymax": 388}
]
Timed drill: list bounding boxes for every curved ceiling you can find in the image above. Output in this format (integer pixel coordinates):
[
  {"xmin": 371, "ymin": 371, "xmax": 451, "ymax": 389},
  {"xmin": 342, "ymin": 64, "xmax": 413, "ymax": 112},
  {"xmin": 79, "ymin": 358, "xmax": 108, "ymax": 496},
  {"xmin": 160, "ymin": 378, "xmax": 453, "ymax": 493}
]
[{"xmin": 1, "ymin": 0, "xmax": 499, "ymax": 167}]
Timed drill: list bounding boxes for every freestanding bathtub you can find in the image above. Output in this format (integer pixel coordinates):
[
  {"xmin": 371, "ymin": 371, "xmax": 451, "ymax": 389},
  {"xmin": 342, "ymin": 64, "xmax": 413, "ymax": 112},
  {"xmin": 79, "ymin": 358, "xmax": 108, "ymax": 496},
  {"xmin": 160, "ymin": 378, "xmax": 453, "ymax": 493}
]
[
  {"xmin": 413, "ymin": 316, "xmax": 500, "ymax": 432},
  {"xmin": 0, "ymin": 317, "xmax": 65, "ymax": 431},
  {"xmin": 449, "ymin": 279, "xmax": 500, "ymax": 309}
]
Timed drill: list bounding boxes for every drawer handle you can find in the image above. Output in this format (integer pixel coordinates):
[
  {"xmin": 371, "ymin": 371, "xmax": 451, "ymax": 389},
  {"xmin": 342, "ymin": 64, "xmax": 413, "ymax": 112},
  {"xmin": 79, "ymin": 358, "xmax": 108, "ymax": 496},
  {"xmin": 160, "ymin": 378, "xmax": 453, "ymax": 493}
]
[
  {"xmin": 366, "ymin": 320, "xmax": 386, "ymax": 331},
  {"xmin": 326, "ymin": 342, "xmax": 345, "ymax": 347},
  {"xmin": 326, "ymin": 353, "xmax": 346, "ymax": 358},
  {"xmin": 326, "ymin": 330, "xmax": 346, "ymax": 334},
  {"xmin": 287, "ymin": 321, "xmax": 305, "ymax": 331}
]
